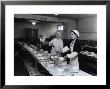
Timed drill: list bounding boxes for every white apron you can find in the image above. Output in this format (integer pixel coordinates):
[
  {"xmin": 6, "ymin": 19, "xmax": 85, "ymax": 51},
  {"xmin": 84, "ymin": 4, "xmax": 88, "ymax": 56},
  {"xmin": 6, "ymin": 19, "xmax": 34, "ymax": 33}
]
[{"xmin": 69, "ymin": 40, "xmax": 79, "ymax": 73}]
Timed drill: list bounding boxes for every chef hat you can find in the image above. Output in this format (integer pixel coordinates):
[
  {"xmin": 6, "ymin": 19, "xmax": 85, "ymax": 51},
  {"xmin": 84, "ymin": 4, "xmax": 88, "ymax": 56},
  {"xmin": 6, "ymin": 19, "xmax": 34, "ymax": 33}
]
[{"xmin": 71, "ymin": 30, "xmax": 79, "ymax": 37}]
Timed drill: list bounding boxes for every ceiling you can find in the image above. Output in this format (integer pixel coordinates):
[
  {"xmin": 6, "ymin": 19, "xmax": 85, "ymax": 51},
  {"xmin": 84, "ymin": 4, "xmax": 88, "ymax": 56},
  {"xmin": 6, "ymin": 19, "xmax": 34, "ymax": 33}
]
[
  {"xmin": 14, "ymin": 17, "xmax": 59, "ymax": 24},
  {"xmin": 33, "ymin": 14, "xmax": 97, "ymax": 20},
  {"xmin": 15, "ymin": 14, "xmax": 97, "ymax": 23}
]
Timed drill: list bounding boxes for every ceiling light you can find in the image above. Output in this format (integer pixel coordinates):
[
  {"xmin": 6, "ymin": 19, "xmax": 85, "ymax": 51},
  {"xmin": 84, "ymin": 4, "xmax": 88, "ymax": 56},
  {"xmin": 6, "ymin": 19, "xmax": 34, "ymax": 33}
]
[
  {"xmin": 54, "ymin": 14, "xmax": 58, "ymax": 16},
  {"xmin": 32, "ymin": 21, "xmax": 36, "ymax": 25}
]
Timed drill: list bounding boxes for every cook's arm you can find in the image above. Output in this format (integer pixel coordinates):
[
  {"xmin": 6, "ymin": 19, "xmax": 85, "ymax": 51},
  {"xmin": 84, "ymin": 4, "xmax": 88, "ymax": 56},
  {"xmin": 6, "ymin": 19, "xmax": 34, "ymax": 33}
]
[{"xmin": 66, "ymin": 52, "xmax": 78, "ymax": 59}]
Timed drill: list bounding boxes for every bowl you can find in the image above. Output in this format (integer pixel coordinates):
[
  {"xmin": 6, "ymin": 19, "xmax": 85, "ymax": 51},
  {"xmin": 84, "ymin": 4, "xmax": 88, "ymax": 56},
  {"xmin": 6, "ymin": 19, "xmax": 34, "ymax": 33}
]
[
  {"xmin": 37, "ymin": 53, "xmax": 42, "ymax": 57},
  {"xmin": 59, "ymin": 57, "xmax": 64, "ymax": 61},
  {"xmin": 61, "ymin": 61, "xmax": 67, "ymax": 66}
]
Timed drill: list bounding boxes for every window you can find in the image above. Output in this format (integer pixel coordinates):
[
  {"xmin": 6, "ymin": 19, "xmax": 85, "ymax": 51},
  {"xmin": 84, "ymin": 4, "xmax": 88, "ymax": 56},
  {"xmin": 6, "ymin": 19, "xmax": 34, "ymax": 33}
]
[{"xmin": 57, "ymin": 25, "xmax": 64, "ymax": 31}]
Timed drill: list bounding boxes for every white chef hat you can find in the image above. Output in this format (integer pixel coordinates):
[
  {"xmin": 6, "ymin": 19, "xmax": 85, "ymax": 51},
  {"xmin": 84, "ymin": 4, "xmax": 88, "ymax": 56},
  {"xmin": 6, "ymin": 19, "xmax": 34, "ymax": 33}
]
[{"xmin": 71, "ymin": 30, "xmax": 79, "ymax": 37}]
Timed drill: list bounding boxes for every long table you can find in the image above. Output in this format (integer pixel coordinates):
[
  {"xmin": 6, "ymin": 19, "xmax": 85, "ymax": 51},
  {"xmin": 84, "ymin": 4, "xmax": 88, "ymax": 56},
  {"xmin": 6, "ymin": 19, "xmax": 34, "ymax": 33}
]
[{"xmin": 18, "ymin": 41, "xmax": 92, "ymax": 76}]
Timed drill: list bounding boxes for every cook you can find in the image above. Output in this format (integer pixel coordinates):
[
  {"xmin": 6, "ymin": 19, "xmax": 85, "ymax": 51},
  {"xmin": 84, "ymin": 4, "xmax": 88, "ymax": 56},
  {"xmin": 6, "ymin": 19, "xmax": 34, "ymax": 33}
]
[
  {"xmin": 60, "ymin": 30, "xmax": 81, "ymax": 73},
  {"xmin": 49, "ymin": 31, "xmax": 63, "ymax": 55}
]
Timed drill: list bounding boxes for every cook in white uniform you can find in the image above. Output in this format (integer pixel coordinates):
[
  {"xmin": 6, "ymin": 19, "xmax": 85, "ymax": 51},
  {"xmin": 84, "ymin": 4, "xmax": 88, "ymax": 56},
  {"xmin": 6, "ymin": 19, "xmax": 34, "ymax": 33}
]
[
  {"xmin": 49, "ymin": 31, "xmax": 63, "ymax": 55},
  {"xmin": 61, "ymin": 30, "xmax": 81, "ymax": 73}
]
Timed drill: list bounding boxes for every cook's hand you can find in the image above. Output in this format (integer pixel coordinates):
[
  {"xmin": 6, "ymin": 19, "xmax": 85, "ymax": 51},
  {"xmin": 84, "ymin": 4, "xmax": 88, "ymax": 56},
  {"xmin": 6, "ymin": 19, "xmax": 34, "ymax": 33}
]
[
  {"xmin": 49, "ymin": 42, "xmax": 54, "ymax": 47},
  {"xmin": 66, "ymin": 54, "xmax": 71, "ymax": 58}
]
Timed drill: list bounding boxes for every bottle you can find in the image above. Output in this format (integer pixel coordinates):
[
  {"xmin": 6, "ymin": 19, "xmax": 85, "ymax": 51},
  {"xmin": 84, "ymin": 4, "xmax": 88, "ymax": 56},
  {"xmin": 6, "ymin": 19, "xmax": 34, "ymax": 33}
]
[{"xmin": 61, "ymin": 50, "xmax": 71, "ymax": 64}]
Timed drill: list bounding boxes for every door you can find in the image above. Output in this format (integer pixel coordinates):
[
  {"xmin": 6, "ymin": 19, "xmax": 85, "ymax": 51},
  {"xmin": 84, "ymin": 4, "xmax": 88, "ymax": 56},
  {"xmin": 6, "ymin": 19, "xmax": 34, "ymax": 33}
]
[{"xmin": 25, "ymin": 28, "xmax": 38, "ymax": 40}]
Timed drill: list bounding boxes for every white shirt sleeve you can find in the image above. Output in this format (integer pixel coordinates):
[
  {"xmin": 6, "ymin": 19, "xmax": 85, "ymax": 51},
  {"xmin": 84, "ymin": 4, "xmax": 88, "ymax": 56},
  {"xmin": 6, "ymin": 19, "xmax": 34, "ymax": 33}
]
[{"xmin": 67, "ymin": 52, "xmax": 78, "ymax": 59}]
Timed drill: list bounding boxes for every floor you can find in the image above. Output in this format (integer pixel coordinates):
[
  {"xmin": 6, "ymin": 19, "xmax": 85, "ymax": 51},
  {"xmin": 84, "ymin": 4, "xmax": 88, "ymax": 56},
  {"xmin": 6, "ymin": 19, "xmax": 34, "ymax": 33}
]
[{"xmin": 14, "ymin": 55, "xmax": 29, "ymax": 76}]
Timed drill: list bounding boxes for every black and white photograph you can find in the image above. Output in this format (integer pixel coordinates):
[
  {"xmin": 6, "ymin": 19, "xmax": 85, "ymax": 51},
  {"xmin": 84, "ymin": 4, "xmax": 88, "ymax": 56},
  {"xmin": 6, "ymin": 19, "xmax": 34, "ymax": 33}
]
[
  {"xmin": 14, "ymin": 14, "xmax": 97, "ymax": 76},
  {"xmin": 3, "ymin": 3, "xmax": 106, "ymax": 85}
]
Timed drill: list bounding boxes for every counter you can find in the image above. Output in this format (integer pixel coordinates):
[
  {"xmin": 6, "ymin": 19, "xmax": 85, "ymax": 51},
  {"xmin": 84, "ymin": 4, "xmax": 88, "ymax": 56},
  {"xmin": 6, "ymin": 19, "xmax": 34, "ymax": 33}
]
[{"xmin": 18, "ymin": 41, "xmax": 92, "ymax": 76}]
